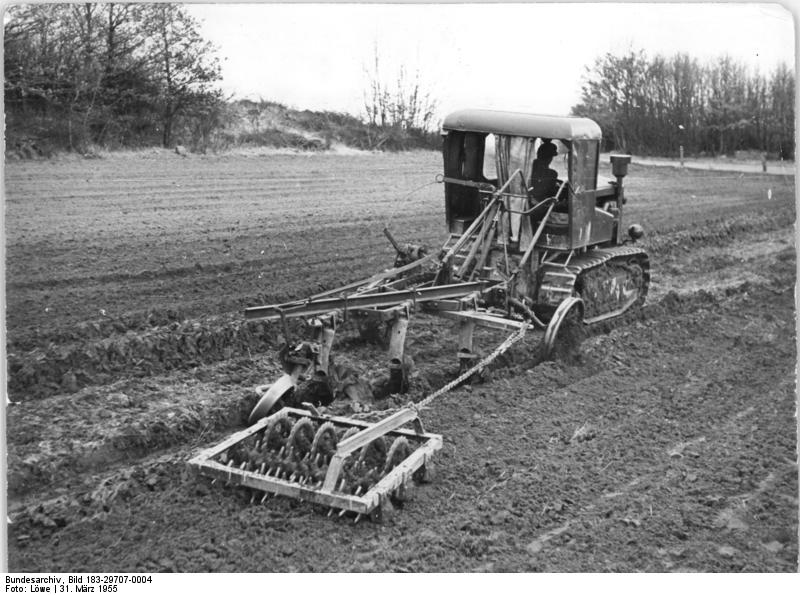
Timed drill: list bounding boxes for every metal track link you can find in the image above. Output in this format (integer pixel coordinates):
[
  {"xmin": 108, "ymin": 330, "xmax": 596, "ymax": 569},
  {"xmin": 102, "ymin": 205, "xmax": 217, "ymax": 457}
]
[{"xmin": 538, "ymin": 245, "xmax": 650, "ymax": 324}]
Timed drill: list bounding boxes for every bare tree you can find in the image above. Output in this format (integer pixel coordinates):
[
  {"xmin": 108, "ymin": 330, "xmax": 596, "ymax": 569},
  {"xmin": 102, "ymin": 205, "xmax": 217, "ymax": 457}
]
[
  {"xmin": 5, "ymin": 3, "xmax": 223, "ymax": 152},
  {"xmin": 363, "ymin": 45, "xmax": 438, "ymax": 148},
  {"xmin": 141, "ymin": 4, "xmax": 221, "ymax": 148}
]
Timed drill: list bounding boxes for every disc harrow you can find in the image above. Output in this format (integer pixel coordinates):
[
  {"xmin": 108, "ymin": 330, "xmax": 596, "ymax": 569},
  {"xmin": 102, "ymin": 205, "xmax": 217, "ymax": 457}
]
[{"xmin": 189, "ymin": 407, "xmax": 441, "ymax": 522}]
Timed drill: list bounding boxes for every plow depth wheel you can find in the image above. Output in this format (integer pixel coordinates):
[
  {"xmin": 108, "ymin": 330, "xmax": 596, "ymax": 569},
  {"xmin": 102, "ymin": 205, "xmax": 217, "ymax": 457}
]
[{"xmin": 543, "ymin": 296, "xmax": 585, "ymax": 359}]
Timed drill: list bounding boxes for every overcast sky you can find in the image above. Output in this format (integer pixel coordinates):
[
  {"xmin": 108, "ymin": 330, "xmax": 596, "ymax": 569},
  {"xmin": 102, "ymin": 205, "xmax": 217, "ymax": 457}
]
[{"xmin": 187, "ymin": 2, "xmax": 795, "ymax": 119}]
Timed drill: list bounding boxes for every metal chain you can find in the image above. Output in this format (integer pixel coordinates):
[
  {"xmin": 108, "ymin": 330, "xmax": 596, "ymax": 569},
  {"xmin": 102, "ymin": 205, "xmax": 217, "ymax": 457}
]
[
  {"xmin": 399, "ymin": 179, "xmax": 439, "ymax": 200},
  {"xmin": 415, "ymin": 323, "xmax": 527, "ymax": 411},
  {"xmin": 347, "ymin": 322, "xmax": 529, "ymax": 421}
]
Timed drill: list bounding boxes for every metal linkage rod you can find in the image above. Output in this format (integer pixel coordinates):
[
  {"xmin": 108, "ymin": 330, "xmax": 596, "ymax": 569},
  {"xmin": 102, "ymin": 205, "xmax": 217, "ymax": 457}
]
[
  {"xmin": 245, "ymin": 281, "xmax": 492, "ymax": 321},
  {"xmin": 289, "ymin": 252, "xmax": 440, "ymax": 303}
]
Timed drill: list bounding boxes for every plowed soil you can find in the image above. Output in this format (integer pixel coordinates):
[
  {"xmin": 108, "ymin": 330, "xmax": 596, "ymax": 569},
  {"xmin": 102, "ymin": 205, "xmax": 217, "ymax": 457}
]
[{"xmin": 4, "ymin": 150, "xmax": 797, "ymax": 572}]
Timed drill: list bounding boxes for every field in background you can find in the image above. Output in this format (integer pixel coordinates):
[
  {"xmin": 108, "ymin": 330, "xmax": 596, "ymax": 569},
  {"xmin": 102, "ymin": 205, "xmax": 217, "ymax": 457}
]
[
  {"xmin": 4, "ymin": 151, "xmax": 797, "ymax": 571},
  {"xmin": 627, "ymin": 154, "xmax": 795, "ymax": 176},
  {"xmin": 5, "ymin": 151, "xmax": 794, "ymax": 346}
]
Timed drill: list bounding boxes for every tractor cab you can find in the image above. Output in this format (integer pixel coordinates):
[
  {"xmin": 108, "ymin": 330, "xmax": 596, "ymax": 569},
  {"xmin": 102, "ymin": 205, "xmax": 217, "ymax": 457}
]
[{"xmin": 441, "ymin": 109, "xmax": 631, "ymax": 252}]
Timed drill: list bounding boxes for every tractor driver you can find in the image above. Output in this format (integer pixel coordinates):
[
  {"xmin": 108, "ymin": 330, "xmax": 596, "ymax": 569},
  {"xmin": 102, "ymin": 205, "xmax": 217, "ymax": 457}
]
[{"xmin": 530, "ymin": 139, "xmax": 561, "ymax": 201}]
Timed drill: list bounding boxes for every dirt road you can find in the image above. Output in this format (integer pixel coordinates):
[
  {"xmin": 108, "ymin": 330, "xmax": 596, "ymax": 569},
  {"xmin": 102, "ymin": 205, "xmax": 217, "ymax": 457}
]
[{"xmin": 601, "ymin": 152, "xmax": 795, "ymax": 176}]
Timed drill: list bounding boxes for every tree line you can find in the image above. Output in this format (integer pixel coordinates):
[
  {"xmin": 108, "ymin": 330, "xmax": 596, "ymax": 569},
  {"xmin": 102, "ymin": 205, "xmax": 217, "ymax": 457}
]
[
  {"xmin": 4, "ymin": 3, "xmax": 223, "ymax": 152},
  {"xmin": 3, "ymin": 3, "xmax": 440, "ymax": 155},
  {"xmin": 6, "ymin": 6, "xmax": 794, "ymax": 160},
  {"xmin": 571, "ymin": 50, "xmax": 795, "ymax": 159},
  {"xmin": 361, "ymin": 46, "xmax": 439, "ymax": 150}
]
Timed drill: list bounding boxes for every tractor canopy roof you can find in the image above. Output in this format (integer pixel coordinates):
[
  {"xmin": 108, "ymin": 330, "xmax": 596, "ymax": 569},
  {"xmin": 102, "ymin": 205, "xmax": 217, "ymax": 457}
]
[{"xmin": 442, "ymin": 109, "xmax": 602, "ymax": 142}]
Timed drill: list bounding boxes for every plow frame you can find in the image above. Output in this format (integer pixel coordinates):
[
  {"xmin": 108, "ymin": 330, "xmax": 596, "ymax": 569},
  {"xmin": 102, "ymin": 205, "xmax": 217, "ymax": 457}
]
[
  {"xmin": 242, "ymin": 177, "xmax": 560, "ymax": 333},
  {"xmin": 188, "ymin": 408, "xmax": 443, "ymax": 516}
]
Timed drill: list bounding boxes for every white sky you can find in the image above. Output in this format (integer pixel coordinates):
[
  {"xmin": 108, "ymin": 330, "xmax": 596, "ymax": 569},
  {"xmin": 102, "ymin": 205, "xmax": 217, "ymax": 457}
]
[{"xmin": 187, "ymin": 2, "xmax": 796, "ymax": 120}]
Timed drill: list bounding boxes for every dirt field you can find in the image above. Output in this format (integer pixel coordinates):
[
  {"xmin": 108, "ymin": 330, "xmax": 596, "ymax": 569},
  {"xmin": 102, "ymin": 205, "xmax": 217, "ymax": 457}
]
[{"xmin": 4, "ymin": 150, "xmax": 797, "ymax": 572}]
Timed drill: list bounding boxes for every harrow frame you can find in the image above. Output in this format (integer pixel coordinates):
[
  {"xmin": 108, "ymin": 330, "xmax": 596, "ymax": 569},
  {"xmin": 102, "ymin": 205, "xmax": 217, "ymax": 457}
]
[{"xmin": 189, "ymin": 407, "xmax": 442, "ymax": 518}]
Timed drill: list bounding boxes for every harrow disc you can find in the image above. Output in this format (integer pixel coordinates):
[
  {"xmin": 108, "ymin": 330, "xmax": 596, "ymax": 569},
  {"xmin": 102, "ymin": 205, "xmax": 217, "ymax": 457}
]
[
  {"xmin": 334, "ymin": 427, "xmax": 367, "ymax": 493},
  {"xmin": 357, "ymin": 437, "xmax": 388, "ymax": 472},
  {"xmin": 286, "ymin": 417, "xmax": 316, "ymax": 460},
  {"xmin": 383, "ymin": 437, "xmax": 412, "ymax": 475},
  {"xmin": 339, "ymin": 426, "xmax": 360, "ymax": 442},
  {"xmin": 220, "ymin": 441, "xmax": 245, "ymax": 465},
  {"xmin": 242, "ymin": 436, "xmax": 268, "ymax": 469},
  {"xmin": 264, "ymin": 412, "xmax": 294, "ymax": 451},
  {"xmin": 310, "ymin": 422, "xmax": 338, "ymax": 462}
]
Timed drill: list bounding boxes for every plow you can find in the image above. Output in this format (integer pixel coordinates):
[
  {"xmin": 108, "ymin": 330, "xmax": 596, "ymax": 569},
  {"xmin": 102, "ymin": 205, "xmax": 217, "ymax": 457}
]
[{"xmin": 190, "ymin": 110, "xmax": 650, "ymax": 520}]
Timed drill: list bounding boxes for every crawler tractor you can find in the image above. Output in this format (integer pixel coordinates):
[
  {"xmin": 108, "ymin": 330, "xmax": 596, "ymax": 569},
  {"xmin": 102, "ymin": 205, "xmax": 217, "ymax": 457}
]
[{"xmin": 190, "ymin": 110, "xmax": 650, "ymax": 520}]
